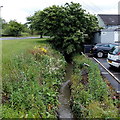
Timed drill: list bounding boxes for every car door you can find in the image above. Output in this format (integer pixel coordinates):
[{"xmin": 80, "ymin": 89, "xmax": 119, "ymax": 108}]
[{"xmin": 102, "ymin": 44, "xmax": 111, "ymax": 54}]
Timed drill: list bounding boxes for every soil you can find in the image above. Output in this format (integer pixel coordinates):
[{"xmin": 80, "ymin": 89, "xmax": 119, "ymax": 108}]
[{"xmin": 2, "ymin": 92, "xmax": 9, "ymax": 103}]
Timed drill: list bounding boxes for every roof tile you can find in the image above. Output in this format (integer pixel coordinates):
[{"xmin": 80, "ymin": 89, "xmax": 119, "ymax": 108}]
[{"xmin": 98, "ymin": 14, "xmax": 120, "ymax": 25}]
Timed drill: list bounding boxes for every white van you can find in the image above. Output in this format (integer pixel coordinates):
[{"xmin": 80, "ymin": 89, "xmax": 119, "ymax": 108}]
[{"xmin": 107, "ymin": 46, "xmax": 120, "ymax": 68}]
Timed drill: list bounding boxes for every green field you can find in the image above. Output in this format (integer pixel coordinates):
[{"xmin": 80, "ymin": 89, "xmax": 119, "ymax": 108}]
[
  {"xmin": 2, "ymin": 38, "xmax": 49, "ymax": 75},
  {"xmin": 2, "ymin": 38, "xmax": 47, "ymax": 64}
]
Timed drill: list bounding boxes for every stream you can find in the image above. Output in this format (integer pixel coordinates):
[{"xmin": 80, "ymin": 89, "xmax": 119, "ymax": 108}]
[{"xmin": 57, "ymin": 63, "xmax": 74, "ymax": 119}]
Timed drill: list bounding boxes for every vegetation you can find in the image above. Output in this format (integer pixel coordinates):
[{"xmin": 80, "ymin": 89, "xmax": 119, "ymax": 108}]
[
  {"xmin": 27, "ymin": 11, "xmax": 45, "ymax": 38},
  {"xmin": 71, "ymin": 55, "xmax": 119, "ymax": 118},
  {"xmin": 2, "ymin": 38, "xmax": 66, "ymax": 118},
  {"xmin": 2, "ymin": 2, "xmax": 119, "ymax": 119},
  {"xmin": 2, "ymin": 20, "xmax": 24, "ymax": 36},
  {"xmin": 27, "ymin": 2, "xmax": 99, "ymax": 59},
  {"xmin": 1, "ymin": 19, "xmax": 31, "ymax": 37}
]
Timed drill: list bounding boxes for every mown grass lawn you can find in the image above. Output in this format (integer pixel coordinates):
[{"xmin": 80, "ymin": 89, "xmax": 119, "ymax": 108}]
[
  {"xmin": 2, "ymin": 38, "xmax": 48, "ymax": 75},
  {"xmin": 2, "ymin": 38, "xmax": 47, "ymax": 64}
]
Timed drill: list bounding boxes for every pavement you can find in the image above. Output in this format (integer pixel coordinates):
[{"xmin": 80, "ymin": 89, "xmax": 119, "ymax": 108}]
[
  {"xmin": 0, "ymin": 36, "xmax": 40, "ymax": 40},
  {"xmin": 97, "ymin": 58, "xmax": 120, "ymax": 80},
  {"xmin": 0, "ymin": 36, "xmax": 50, "ymax": 40},
  {"xmin": 92, "ymin": 57, "xmax": 120, "ymax": 92}
]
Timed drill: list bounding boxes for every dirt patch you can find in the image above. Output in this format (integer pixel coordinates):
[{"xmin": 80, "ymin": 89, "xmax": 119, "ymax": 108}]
[
  {"xmin": 2, "ymin": 92, "xmax": 9, "ymax": 103},
  {"xmin": 81, "ymin": 68, "xmax": 88, "ymax": 85}
]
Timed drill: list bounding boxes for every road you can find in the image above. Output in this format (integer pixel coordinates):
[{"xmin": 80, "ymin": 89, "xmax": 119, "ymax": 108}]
[
  {"xmin": 0, "ymin": 36, "xmax": 51, "ymax": 40},
  {"xmin": 93, "ymin": 57, "xmax": 120, "ymax": 92},
  {"xmin": 0, "ymin": 36, "xmax": 40, "ymax": 40}
]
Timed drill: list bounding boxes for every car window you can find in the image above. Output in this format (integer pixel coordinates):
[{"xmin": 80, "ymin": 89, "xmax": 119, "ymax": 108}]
[
  {"xmin": 96, "ymin": 44, "xmax": 102, "ymax": 47},
  {"xmin": 109, "ymin": 44, "xmax": 117, "ymax": 48},
  {"xmin": 113, "ymin": 48, "xmax": 120, "ymax": 54},
  {"xmin": 109, "ymin": 47, "xmax": 120, "ymax": 55},
  {"xmin": 102, "ymin": 44, "xmax": 109, "ymax": 47}
]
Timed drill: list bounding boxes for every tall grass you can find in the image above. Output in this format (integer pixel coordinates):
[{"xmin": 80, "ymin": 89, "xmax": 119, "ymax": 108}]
[
  {"xmin": 2, "ymin": 39, "xmax": 66, "ymax": 118},
  {"xmin": 71, "ymin": 54, "xmax": 119, "ymax": 118},
  {"xmin": 0, "ymin": 39, "xmax": 2, "ymax": 119}
]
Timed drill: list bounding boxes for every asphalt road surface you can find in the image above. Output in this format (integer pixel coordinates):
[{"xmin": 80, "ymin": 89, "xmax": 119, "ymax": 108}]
[
  {"xmin": 97, "ymin": 58, "xmax": 120, "ymax": 80},
  {"xmin": 0, "ymin": 36, "xmax": 40, "ymax": 40},
  {"xmin": 94, "ymin": 58, "xmax": 120, "ymax": 92}
]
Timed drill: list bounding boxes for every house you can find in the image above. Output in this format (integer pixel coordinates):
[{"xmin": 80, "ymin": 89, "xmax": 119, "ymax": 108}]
[{"xmin": 94, "ymin": 14, "xmax": 120, "ymax": 44}]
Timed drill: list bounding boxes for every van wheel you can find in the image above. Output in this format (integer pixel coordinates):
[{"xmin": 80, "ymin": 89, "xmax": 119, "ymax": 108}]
[{"xmin": 97, "ymin": 51, "xmax": 104, "ymax": 58}]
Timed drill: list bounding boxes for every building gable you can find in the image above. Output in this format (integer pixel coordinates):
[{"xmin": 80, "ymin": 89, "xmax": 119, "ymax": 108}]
[{"xmin": 98, "ymin": 14, "xmax": 120, "ymax": 26}]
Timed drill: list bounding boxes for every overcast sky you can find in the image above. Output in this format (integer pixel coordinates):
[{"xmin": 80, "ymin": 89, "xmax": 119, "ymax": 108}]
[{"xmin": 0, "ymin": 0, "xmax": 119, "ymax": 24}]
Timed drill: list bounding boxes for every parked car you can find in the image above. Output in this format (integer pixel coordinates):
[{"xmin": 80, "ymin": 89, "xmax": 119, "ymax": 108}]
[
  {"xmin": 90, "ymin": 43, "xmax": 118, "ymax": 58},
  {"xmin": 107, "ymin": 46, "xmax": 120, "ymax": 68}
]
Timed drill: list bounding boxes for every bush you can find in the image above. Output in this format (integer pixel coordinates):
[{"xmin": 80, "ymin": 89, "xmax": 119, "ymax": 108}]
[{"xmin": 71, "ymin": 54, "xmax": 119, "ymax": 118}]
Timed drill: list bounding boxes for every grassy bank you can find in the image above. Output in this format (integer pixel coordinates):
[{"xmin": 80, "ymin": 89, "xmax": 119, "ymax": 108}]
[
  {"xmin": 2, "ymin": 38, "xmax": 119, "ymax": 118},
  {"xmin": 71, "ymin": 54, "xmax": 119, "ymax": 118},
  {"xmin": 2, "ymin": 38, "xmax": 43, "ymax": 64},
  {"xmin": 2, "ymin": 38, "xmax": 66, "ymax": 118}
]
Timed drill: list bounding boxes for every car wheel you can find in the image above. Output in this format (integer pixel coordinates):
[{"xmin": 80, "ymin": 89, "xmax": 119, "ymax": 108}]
[
  {"xmin": 109, "ymin": 64, "xmax": 114, "ymax": 68},
  {"xmin": 97, "ymin": 51, "xmax": 104, "ymax": 58}
]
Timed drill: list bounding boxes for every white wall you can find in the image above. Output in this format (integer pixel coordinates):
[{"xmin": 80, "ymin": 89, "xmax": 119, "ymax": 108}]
[
  {"xmin": 114, "ymin": 31, "xmax": 120, "ymax": 43},
  {"xmin": 101, "ymin": 31, "xmax": 114, "ymax": 43}
]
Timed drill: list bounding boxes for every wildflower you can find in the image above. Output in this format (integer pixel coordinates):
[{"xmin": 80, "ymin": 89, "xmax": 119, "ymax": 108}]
[
  {"xmin": 40, "ymin": 47, "xmax": 47, "ymax": 53},
  {"xmin": 112, "ymin": 96, "xmax": 116, "ymax": 100}
]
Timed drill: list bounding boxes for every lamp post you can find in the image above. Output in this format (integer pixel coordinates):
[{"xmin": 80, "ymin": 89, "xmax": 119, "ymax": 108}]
[
  {"xmin": 0, "ymin": 6, "xmax": 3, "ymax": 37},
  {"xmin": 0, "ymin": 6, "xmax": 3, "ymax": 16},
  {"xmin": 0, "ymin": 6, "xmax": 3, "ymax": 109}
]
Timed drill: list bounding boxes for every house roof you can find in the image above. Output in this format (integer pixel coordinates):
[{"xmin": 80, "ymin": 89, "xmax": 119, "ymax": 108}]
[{"xmin": 98, "ymin": 14, "xmax": 120, "ymax": 25}]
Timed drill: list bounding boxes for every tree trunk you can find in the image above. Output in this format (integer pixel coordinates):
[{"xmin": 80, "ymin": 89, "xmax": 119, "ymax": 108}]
[{"xmin": 40, "ymin": 33, "xmax": 43, "ymax": 38}]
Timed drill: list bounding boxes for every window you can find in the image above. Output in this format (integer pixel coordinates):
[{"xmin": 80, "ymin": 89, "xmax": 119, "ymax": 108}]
[
  {"xmin": 109, "ymin": 44, "xmax": 117, "ymax": 48},
  {"xmin": 102, "ymin": 44, "xmax": 109, "ymax": 47},
  {"xmin": 110, "ymin": 47, "xmax": 120, "ymax": 55}
]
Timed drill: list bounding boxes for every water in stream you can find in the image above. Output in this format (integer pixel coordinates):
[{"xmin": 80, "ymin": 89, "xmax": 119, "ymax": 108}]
[{"xmin": 57, "ymin": 63, "xmax": 74, "ymax": 119}]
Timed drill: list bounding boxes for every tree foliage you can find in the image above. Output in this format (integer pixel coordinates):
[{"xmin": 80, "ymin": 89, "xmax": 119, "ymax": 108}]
[
  {"xmin": 27, "ymin": 2, "xmax": 99, "ymax": 59},
  {"xmin": 3, "ymin": 20, "xmax": 24, "ymax": 36},
  {"xmin": 0, "ymin": 18, "xmax": 7, "ymax": 28},
  {"xmin": 27, "ymin": 11, "xmax": 45, "ymax": 37}
]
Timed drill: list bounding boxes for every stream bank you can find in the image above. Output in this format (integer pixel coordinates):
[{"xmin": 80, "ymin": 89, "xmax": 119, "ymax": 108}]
[{"xmin": 57, "ymin": 63, "xmax": 75, "ymax": 119}]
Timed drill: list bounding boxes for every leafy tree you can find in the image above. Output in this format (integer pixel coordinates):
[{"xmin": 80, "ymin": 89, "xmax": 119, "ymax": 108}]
[
  {"xmin": 4, "ymin": 20, "xmax": 24, "ymax": 36},
  {"xmin": 27, "ymin": 16, "xmax": 35, "ymax": 35},
  {"xmin": 27, "ymin": 2, "xmax": 99, "ymax": 60},
  {"xmin": 0, "ymin": 18, "xmax": 7, "ymax": 28},
  {"xmin": 0, "ymin": 18, "xmax": 7, "ymax": 36},
  {"xmin": 27, "ymin": 11, "xmax": 45, "ymax": 38},
  {"xmin": 21, "ymin": 23, "xmax": 31, "ymax": 36}
]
